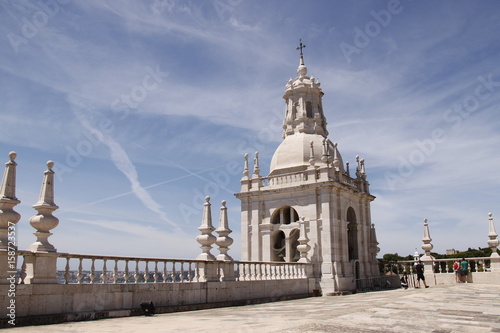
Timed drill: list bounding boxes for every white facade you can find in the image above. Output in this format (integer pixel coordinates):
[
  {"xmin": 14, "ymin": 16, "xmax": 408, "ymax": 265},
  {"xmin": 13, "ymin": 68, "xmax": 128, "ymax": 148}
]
[{"xmin": 235, "ymin": 49, "xmax": 380, "ymax": 293}]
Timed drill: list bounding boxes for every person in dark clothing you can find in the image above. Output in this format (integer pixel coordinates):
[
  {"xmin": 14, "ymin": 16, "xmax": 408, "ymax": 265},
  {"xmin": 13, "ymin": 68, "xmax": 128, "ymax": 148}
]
[
  {"xmin": 415, "ymin": 260, "xmax": 429, "ymax": 288},
  {"xmin": 400, "ymin": 272, "xmax": 409, "ymax": 289}
]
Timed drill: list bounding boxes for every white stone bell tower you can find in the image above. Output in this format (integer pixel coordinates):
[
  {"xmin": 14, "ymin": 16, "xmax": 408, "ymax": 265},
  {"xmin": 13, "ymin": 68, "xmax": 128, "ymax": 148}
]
[{"xmin": 235, "ymin": 41, "xmax": 380, "ymax": 294}]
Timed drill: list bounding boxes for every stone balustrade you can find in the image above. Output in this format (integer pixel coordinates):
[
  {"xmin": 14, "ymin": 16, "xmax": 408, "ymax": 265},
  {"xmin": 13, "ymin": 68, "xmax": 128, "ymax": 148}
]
[
  {"xmin": 13, "ymin": 251, "xmax": 312, "ymax": 285},
  {"xmin": 385, "ymin": 257, "xmax": 498, "ymax": 275}
]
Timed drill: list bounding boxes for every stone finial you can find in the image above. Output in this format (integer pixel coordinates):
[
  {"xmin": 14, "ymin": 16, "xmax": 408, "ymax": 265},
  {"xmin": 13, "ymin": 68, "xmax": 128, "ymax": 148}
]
[
  {"xmin": 308, "ymin": 141, "xmax": 315, "ymax": 167},
  {"xmin": 360, "ymin": 158, "xmax": 366, "ymax": 178},
  {"xmin": 253, "ymin": 152, "xmax": 260, "ymax": 177},
  {"xmin": 321, "ymin": 138, "xmax": 329, "ymax": 164},
  {"xmin": 196, "ymin": 196, "xmax": 216, "ymax": 260},
  {"xmin": 421, "ymin": 218, "xmax": 434, "ymax": 260},
  {"xmin": 414, "ymin": 248, "xmax": 420, "ymax": 261},
  {"xmin": 215, "ymin": 200, "xmax": 233, "ymax": 261},
  {"xmin": 297, "ymin": 217, "xmax": 311, "ymax": 263},
  {"xmin": 243, "ymin": 153, "xmax": 249, "ymax": 178},
  {"xmin": 0, "ymin": 152, "xmax": 21, "ymax": 250},
  {"xmin": 369, "ymin": 223, "xmax": 380, "ymax": 257},
  {"xmin": 28, "ymin": 160, "xmax": 59, "ymax": 253},
  {"xmin": 355, "ymin": 155, "xmax": 361, "ymax": 177},
  {"xmin": 346, "ymin": 161, "xmax": 350, "ymax": 177},
  {"xmin": 332, "ymin": 142, "xmax": 340, "ymax": 169},
  {"xmin": 488, "ymin": 212, "xmax": 499, "ymax": 257}
]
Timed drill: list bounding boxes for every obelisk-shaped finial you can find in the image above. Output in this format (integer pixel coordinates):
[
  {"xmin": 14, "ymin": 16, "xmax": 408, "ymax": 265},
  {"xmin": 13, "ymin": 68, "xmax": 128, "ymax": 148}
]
[
  {"xmin": 215, "ymin": 200, "xmax": 233, "ymax": 261},
  {"xmin": 28, "ymin": 161, "xmax": 59, "ymax": 253},
  {"xmin": 196, "ymin": 196, "xmax": 216, "ymax": 260},
  {"xmin": 0, "ymin": 152, "xmax": 21, "ymax": 250}
]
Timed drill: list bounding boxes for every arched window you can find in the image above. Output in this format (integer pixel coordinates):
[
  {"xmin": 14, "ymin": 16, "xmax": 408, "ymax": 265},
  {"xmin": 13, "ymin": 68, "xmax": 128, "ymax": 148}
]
[
  {"xmin": 271, "ymin": 206, "xmax": 299, "ymax": 225},
  {"xmin": 347, "ymin": 207, "xmax": 358, "ymax": 261},
  {"xmin": 306, "ymin": 101, "xmax": 313, "ymax": 118}
]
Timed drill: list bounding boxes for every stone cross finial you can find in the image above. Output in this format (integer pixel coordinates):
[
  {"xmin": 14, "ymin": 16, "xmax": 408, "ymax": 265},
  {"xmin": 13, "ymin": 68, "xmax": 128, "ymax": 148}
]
[
  {"xmin": 196, "ymin": 196, "xmax": 216, "ymax": 260},
  {"xmin": 0, "ymin": 152, "xmax": 21, "ymax": 250},
  {"xmin": 215, "ymin": 200, "xmax": 233, "ymax": 261},
  {"xmin": 421, "ymin": 218, "xmax": 433, "ymax": 260},
  {"xmin": 28, "ymin": 160, "xmax": 59, "ymax": 253},
  {"xmin": 488, "ymin": 212, "xmax": 499, "ymax": 257},
  {"xmin": 296, "ymin": 39, "xmax": 306, "ymax": 56}
]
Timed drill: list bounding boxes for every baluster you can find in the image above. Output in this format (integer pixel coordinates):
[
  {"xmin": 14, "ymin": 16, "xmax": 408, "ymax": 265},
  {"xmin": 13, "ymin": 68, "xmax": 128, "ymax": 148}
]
[
  {"xmin": 255, "ymin": 263, "xmax": 261, "ymax": 280},
  {"xmin": 89, "ymin": 259, "xmax": 96, "ymax": 283},
  {"xmin": 19, "ymin": 256, "xmax": 27, "ymax": 284},
  {"xmin": 124, "ymin": 260, "xmax": 130, "ymax": 284},
  {"xmin": 194, "ymin": 261, "xmax": 200, "ymax": 282},
  {"xmin": 144, "ymin": 260, "xmax": 149, "ymax": 283},
  {"xmin": 239, "ymin": 263, "xmax": 245, "ymax": 281},
  {"xmin": 134, "ymin": 260, "xmax": 140, "ymax": 283},
  {"xmin": 153, "ymin": 261, "xmax": 159, "ymax": 283},
  {"xmin": 188, "ymin": 262, "xmax": 193, "ymax": 282},
  {"xmin": 163, "ymin": 261, "xmax": 168, "ymax": 283},
  {"xmin": 113, "ymin": 260, "xmax": 119, "ymax": 283},
  {"xmin": 77, "ymin": 258, "xmax": 84, "ymax": 284},
  {"xmin": 180, "ymin": 261, "xmax": 185, "ymax": 282},
  {"xmin": 64, "ymin": 257, "xmax": 71, "ymax": 284},
  {"xmin": 248, "ymin": 263, "xmax": 253, "ymax": 281},
  {"xmin": 101, "ymin": 259, "xmax": 107, "ymax": 283},
  {"xmin": 172, "ymin": 262, "xmax": 177, "ymax": 282}
]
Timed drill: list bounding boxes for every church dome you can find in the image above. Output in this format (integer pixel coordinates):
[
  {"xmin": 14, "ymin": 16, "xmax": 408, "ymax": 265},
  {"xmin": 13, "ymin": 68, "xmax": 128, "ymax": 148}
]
[{"xmin": 269, "ymin": 133, "xmax": 343, "ymax": 176}]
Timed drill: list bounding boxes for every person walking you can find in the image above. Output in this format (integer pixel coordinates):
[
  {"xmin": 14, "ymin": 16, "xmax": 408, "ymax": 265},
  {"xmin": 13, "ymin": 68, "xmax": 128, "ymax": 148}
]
[
  {"xmin": 415, "ymin": 260, "xmax": 429, "ymax": 288},
  {"xmin": 460, "ymin": 258, "xmax": 469, "ymax": 283},
  {"xmin": 453, "ymin": 259, "xmax": 461, "ymax": 283}
]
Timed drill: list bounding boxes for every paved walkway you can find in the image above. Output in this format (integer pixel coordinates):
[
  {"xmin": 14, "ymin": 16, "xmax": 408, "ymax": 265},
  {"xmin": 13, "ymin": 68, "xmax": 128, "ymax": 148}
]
[{"xmin": 10, "ymin": 284, "xmax": 500, "ymax": 332}]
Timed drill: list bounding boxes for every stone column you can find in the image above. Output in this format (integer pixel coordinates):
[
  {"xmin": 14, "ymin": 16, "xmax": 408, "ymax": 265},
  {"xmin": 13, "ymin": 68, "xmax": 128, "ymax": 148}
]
[
  {"xmin": 25, "ymin": 161, "xmax": 60, "ymax": 284},
  {"xmin": 0, "ymin": 152, "xmax": 21, "ymax": 284}
]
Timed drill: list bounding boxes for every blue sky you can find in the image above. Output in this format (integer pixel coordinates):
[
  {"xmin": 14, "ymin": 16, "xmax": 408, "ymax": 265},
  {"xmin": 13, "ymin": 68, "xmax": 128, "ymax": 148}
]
[{"xmin": 1, "ymin": 0, "xmax": 500, "ymax": 260}]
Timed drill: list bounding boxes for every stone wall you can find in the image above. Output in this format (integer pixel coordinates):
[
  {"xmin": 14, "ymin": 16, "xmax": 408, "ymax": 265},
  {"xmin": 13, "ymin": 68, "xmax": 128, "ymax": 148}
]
[{"xmin": 0, "ymin": 278, "xmax": 314, "ymax": 327}]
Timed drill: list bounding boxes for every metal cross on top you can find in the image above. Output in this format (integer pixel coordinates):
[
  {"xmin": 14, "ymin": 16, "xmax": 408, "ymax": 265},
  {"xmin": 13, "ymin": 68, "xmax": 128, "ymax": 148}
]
[{"xmin": 296, "ymin": 39, "xmax": 306, "ymax": 56}]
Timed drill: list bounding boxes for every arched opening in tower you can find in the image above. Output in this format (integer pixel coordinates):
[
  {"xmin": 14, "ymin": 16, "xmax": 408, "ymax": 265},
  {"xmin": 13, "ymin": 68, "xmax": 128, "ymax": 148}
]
[{"xmin": 347, "ymin": 207, "xmax": 359, "ymax": 261}]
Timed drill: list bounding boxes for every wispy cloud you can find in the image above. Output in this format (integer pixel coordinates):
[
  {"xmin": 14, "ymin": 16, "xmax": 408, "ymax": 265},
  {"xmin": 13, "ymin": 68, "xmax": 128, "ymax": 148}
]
[{"xmin": 68, "ymin": 95, "xmax": 180, "ymax": 231}]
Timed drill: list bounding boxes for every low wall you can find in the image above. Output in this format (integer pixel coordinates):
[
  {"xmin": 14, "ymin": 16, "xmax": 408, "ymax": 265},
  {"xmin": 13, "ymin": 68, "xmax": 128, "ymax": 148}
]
[{"xmin": 1, "ymin": 278, "xmax": 314, "ymax": 327}]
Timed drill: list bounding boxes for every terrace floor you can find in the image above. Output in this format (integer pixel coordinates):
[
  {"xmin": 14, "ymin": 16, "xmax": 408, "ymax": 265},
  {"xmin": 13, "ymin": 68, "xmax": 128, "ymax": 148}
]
[{"xmin": 10, "ymin": 283, "xmax": 500, "ymax": 332}]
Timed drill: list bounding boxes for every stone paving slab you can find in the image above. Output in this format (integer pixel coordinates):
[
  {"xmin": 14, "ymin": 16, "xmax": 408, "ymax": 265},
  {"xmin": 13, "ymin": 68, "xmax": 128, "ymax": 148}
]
[{"xmin": 8, "ymin": 284, "xmax": 500, "ymax": 332}]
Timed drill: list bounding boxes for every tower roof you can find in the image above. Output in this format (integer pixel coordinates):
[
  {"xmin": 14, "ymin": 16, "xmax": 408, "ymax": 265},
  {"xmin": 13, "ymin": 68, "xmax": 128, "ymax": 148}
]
[{"xmin": 269, "ymin": 41, "xmax": 342, "ymax": 176}]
